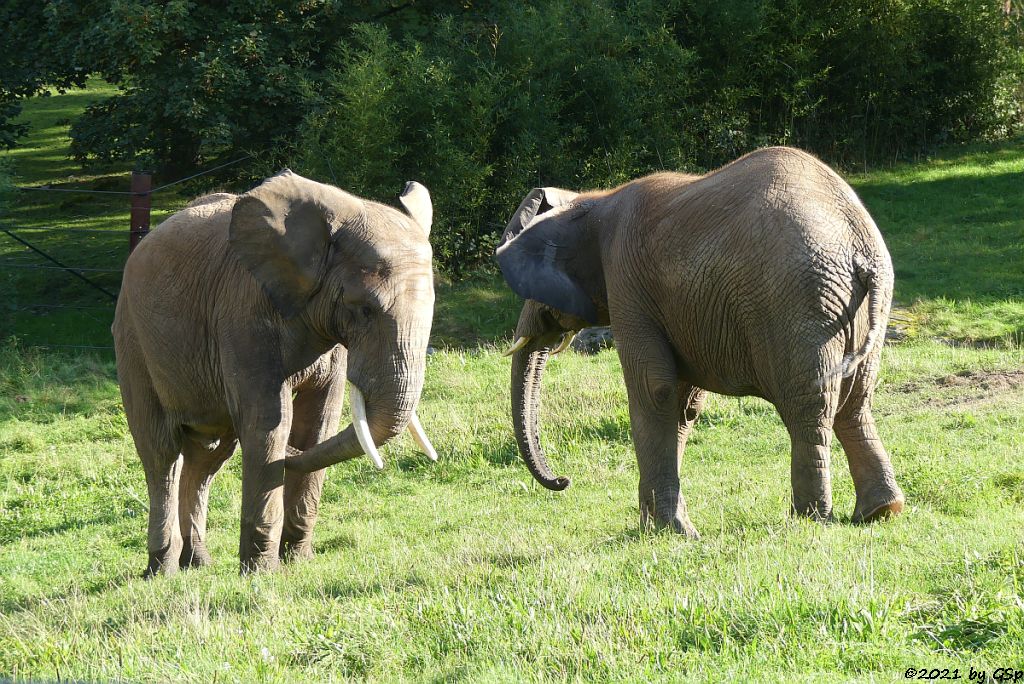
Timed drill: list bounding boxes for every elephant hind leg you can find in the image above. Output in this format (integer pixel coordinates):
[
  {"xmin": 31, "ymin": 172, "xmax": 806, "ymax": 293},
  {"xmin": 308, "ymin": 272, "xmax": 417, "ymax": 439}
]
[
  {"xmin": 141, "ymin": 451, "xmax": 184, "ymax": 578},
  {"xmin": 178, "ymin": 434, "xmax": 237, "ymax": 569},
  {"xmin": 835, "ymin": 355, "xmax": 904, "ymax": 522},
  {"xmin": 119, "ymin": 370, "xmax": 184, "ymax": 578},
  {"xmin": 834, "ymin": 412, "xmax": 904, "ymax": 522},
  {"xmin": 779, "ymin": 389, "xmax": 839, "ymax": 521}
]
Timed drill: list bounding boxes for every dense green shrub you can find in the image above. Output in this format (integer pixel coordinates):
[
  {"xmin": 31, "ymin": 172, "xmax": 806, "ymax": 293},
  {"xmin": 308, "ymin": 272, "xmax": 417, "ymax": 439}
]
[
  {"xmin": 38, "ymin": 1, "xmax": 501, "ymax": 176},
  {"xmin": 300, "ymin": 0, "xmax": 1023, "ymax": 273},
  {"xmin": 299, "ymin": 7, "xmax": 708, "ymax": 273},
  {"xmin": 0, "ymin": 0, "xmax": 87, "ymax": 149},
  {"xmin": 51, "ymin": 0, "xmax": 345, "ymax": 175}
]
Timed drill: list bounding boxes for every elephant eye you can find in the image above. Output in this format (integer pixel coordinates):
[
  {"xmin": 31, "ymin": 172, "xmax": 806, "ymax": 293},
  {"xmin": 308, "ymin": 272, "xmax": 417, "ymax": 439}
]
[{"xmin": 360, "ymin": 305, "xmax": 374, "ymax": 320}]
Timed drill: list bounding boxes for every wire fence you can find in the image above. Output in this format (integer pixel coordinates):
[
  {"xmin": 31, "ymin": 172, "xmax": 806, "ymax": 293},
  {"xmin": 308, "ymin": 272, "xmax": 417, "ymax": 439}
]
[{"xmin": 1, "ymin": 156, "xmax": 252, "ymax": 352}]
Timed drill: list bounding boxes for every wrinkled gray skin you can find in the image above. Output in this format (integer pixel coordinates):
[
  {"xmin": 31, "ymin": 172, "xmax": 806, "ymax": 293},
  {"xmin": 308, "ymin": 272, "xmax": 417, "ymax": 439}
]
[
  {"xmin": 114, "ymin": 171, "xmax": 434, "ymax": 575},
  {"xmin": 496, "ymin": 147, "xmax": 904, "ymax": 536}
]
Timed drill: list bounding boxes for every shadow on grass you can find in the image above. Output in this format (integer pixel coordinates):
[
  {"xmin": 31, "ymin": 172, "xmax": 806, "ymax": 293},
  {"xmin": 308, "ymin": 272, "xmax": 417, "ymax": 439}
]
[
  {"xmin": 857, "ymin": 169, "xmax": 1024, "ymax": 303},
  {"xmin": 319, "ymin": 572, "xmax": 428, "ymax": 600},
  {"xmin": 431, "ymin": 274, "xmax": 522, "ymax": 349},
  {"xmin": 0, "ymin": 510, "xmax": 127, "ymax": 546},
  {"xmin": 0, "ymin": 564, "xmax": 138, "ymax": 617}
]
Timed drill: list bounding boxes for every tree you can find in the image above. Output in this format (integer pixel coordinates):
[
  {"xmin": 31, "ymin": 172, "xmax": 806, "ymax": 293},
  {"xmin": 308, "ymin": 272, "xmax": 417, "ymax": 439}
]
[
  {"xmin": 0, "ymin": 0, "xmax": 86, "ymax": 148},
  {"xmin": 40, "ymin": 0, "xmax": 501, "ymax": 175}
]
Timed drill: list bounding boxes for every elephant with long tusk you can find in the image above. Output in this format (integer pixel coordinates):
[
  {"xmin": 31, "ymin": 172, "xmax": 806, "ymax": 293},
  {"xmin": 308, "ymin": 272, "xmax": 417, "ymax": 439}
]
[{"xmin": 114, "ymin": 171, "xmax": 438, "ymax": 576}]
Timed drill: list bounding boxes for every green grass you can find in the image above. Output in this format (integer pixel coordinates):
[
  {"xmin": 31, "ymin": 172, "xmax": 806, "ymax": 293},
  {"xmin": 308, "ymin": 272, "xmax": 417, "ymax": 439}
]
[
  {"xmin": 0, "ymin": 78, "xmax": 203, "ymax": 348},
  {"xmin": 853, "ymin": 139, "xmax": 1024, "ymax": 346},
  {"xmin": 1, "ymin": 339, "xmax": 1023, "ymax": 681},
  {"xmin": 1, "ymin": 83, "xmax": 1024, "ymax": 681}
]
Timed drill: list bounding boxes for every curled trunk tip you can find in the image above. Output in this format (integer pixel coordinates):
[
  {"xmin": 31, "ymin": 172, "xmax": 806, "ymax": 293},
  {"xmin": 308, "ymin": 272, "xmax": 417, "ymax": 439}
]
[{"xmin": 542, "ymin": 475, "xmax": 571, "ymax": 491}]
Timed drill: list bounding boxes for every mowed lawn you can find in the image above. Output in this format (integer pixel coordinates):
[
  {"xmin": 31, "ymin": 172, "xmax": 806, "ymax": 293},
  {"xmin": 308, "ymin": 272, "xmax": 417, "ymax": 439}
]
[{"xmin": 1, "ymin": 85, "xmax": 1023, "ymax": 682}]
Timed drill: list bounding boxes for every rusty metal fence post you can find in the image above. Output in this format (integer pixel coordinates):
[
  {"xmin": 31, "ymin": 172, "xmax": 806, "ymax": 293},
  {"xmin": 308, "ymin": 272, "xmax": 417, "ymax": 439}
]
[{"xmin": 129, "ymin": 170, "xmax": 152, "ymax": 254}]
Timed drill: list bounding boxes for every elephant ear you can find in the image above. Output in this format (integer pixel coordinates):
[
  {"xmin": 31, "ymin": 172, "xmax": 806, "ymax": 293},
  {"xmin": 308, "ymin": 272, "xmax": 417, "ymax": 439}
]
[
  {"xmin": 399, "ymin": 181, "xmax": 432, "ymax": 235},
  {"xmin": 495, "ymin": 188, "xmax": 598, "ymax": 324},
  {"xmin": 229, "ymin": 170, "xmax": 354, "ymax": 318},
  {"xmin": 500, "ymin": 187, "xmax": 579, "ymax": 243}
]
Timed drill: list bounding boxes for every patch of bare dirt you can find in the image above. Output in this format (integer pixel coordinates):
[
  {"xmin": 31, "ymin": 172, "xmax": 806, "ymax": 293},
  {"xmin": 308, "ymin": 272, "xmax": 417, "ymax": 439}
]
[
  {"xmin": 934, "ymin": 369, "xmax": 1024, "ymax": 391},
  {"xmin": 891, "ymin": 369, "xmax": 1024, "ymax": 410},
  {"xmin": 895, "ymin": 369, "xmax": 1024, "ymax": 393}
]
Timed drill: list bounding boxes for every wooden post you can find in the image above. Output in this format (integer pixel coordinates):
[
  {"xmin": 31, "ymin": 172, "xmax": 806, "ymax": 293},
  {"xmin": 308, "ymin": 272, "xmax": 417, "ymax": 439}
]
[{"xmin": 129, "ymin": 171, "xmax": 152, "ymax": 254}]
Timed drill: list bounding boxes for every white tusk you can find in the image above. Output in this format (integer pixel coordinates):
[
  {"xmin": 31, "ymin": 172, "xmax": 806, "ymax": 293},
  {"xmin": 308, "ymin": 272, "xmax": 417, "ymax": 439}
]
[
  {"xmin": 503, "ymin": 336, "xmax": 532, "ymax": 357},
  {"xmin": 349, "ymin": 385, "xmax": 384, "ymax": 470},
  {"xmin": 550, "ymin": 332, "xmax": 576, "ymax": 355},
  {"xmin": 407, "ymin": 412, "xmax": 438, "ymax": 462}
]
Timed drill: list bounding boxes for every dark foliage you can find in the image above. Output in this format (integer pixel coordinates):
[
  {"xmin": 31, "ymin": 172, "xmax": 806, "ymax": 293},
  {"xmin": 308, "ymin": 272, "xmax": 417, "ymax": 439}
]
[
  {"xmin": 3, "ymin": 0, "xmax": 1021, "ymax": 272},
  {"xmin": 301, "ymin": 0, "xmax": 1024, "ymax": 272},
  {"xmin": 0, "ymin": 1, "xmax": 87, "ymax": 148}
]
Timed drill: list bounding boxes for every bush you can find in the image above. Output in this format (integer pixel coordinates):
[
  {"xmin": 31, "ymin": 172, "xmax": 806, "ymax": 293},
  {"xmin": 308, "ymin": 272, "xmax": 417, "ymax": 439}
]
[
  {"xmin": 54, "ymin": 0, "xmax": 342, "ymax": 176},
  {"xmin": 299, "ymin": 0, "xmax": 1023, "ymax": 273},
  {"xmin": 300, "ymin": 4, "xmax": 709, "ymax": 274},
  {"xmin": 11, "ymin": 0, "xmax": 1017, "ymax": 272}
]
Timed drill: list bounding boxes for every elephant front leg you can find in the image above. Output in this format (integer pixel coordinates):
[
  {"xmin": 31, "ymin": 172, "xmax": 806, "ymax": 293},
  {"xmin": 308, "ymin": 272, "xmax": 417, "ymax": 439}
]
[
  {"xmin": 677, "ymin": 383, "xmax": 707, "ymax": 457},
  {"xmin": 281, "ymin": 356, "xmax": 346, "ymax": 561},
  {"xmin": 238, "ymin": 419, "xmax": 291, "ymax": 573},
  {"xmin": 619, "ymin": 333, "xmax": 700, "ymax": 538}
]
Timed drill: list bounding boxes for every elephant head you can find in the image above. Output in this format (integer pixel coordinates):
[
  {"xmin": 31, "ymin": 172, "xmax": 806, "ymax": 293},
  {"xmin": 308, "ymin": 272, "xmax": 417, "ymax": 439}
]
[
  {"xmin": 495, "ymin": 187, "xmax": 611, "ymax": 491},
  {"xmin": 229, "ymin": 170, "xmax": 436, "ymax": 472}
]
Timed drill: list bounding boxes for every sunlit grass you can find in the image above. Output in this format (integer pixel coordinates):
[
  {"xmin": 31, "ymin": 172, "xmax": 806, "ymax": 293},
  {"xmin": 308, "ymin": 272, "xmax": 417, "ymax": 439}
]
[
  {"xmin": 1, "ymin": 339, "xmax": 1022, "ymax": 681},
  {"xmin": 1, "ymin": 79, "xmax": 1023, "ymax": 682},
  {"xmin": 852, "ymin": 138, "xmax": 1024, "ymax": 345}
]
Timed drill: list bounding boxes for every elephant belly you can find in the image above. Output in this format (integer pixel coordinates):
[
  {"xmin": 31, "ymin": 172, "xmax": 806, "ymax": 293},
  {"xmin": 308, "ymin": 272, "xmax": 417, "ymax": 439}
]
[
  {"xmin": 182, "ymin": 423, "xmax": 234, "ymax": 449},
  {"xmin": 674, "ymin": 347, "xmax": 764, "ymax": 399}
]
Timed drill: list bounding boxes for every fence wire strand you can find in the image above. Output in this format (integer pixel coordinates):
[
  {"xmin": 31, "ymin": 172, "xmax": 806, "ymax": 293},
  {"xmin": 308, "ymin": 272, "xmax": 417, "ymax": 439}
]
[
  {"xmin": 15, "ymin": 154, "xmax": 253, "ymax": 197},
  {"xmin": 4, "ymin": 155, "xmax": 254, "ymax": 351}
]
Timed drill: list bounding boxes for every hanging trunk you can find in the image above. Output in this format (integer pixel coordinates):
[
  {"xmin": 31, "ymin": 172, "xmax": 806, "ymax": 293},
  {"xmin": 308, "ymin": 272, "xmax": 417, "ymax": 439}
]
[
  {"xmin": 285, "ymin": 347, "xmax": 426, "ymax": 472},
  {"xmin": 510, "ymin": 345, "xmax": 571, "ymax": 490}
]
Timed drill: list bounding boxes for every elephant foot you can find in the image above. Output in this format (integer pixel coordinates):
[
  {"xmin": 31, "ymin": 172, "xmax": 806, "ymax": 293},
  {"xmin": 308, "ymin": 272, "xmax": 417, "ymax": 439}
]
[
  {"xmin": 853, "ymin": 488, "xmax": 905, "ymax": 523},
  {"xmin": 639, "ymin": 504, "xmax": 700, "ymax": 539},
  {"xmin": 638, "ymin": 485, "xmax": 700, "ymax": 539},
  {"xmin": 143, "ymin": 539, "xmax": 183, "ymax": 579},
  {"xmin": 791, "ymin": 498, "xmax": 834, "ymax": 522},
  {"xmin": 179, "ymin": 540, "xmax": 214, "ymax": 569},
  {"xmin": 240, "ymin": 554, "xmax": 281, "ymax": 574},
  {"xmin": 279, "ymin": 539, "xmax": 315, "ymax": 563}
]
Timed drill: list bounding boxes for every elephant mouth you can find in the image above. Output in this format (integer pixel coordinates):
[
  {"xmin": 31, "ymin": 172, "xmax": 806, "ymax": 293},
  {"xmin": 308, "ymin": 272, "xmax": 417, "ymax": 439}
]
[
  {"xmin": 285, "ymin": 383, "xmax": 437, "ymax": 472},
  {"xmin": 347, "ymin": 384, "xmax": 438, "ymax": 468}
]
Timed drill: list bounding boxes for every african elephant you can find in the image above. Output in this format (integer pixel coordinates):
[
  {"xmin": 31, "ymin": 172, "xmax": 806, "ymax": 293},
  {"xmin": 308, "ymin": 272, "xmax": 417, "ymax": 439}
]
[
  {"xmin": 496, "ymin": 147, "xmax": 904, "ymax": 536},
  {"xmin": 114, "ymin": 171, "xmax": 437, "ymax": 575}
]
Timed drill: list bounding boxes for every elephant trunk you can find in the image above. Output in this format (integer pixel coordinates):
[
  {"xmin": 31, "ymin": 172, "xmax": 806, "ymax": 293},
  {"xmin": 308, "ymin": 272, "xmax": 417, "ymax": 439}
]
[
  {"xmin": 510, "ymin": 344, "xmax": 571, "ymax": 491},
  {"xmin": 285, "ymin": 347, "xmax": 427, "ymax": 473}
]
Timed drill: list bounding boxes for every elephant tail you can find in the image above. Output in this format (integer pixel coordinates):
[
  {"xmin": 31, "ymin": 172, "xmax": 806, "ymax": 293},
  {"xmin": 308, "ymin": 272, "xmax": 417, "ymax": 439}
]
[
  {"xmin": 816, "ymin": 253, "xmax": 893, "ymax": 388},
  {"xmin": 841, "ymin": 254, "xmax": 892, "ymax": 376}
]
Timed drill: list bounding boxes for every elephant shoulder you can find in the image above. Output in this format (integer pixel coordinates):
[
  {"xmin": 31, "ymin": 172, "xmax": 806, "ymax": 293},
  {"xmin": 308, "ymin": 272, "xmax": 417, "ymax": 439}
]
[{"xmin": 187, "ymin": 192, "xmax": 237, "ymax": 207}]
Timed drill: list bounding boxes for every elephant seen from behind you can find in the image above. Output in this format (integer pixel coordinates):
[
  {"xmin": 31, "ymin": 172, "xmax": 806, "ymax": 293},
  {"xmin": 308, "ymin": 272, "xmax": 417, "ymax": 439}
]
[
  {"xmin": 496, "ymin": 146, "xmax": 905, "ymax": 536},
  {"xmin": 114, "ymin": 171, "xmax": 437, "ymax": 575}
]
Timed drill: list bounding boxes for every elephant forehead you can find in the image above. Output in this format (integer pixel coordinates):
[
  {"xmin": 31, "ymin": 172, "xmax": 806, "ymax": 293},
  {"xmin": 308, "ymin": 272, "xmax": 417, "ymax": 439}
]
[{"xmin": 374, "ymin": 239, "xmax": 433, "ymax": 270}]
